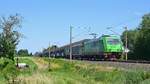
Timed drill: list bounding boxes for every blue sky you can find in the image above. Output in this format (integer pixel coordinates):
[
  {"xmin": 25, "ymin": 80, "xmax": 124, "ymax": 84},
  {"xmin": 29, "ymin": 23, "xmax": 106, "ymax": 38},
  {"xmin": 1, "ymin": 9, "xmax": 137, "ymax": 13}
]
[{"xmin": 0, "ymin": 0, "xmax": 149, "ymax": 53}]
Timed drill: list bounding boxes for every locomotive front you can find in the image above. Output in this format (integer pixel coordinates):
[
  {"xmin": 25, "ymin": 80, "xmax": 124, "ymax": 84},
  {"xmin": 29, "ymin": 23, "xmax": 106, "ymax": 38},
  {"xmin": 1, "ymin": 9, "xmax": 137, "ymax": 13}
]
[{"xmin": 103, "ymin": 35, "xmax": 124, "ymax": 60}]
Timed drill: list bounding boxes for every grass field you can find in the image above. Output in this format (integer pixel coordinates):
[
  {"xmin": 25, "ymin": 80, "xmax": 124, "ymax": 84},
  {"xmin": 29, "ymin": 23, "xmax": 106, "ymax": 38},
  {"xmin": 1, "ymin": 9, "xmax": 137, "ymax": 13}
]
[{"xmin": 0, "ymin": 57, "xmax": 150, "ymax": 84}]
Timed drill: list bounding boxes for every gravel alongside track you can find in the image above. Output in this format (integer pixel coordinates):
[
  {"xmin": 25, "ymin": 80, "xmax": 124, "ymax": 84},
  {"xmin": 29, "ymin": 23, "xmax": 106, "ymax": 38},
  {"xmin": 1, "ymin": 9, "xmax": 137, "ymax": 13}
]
[{"xmin": 85, "ymin": 61, "xmax": 150, "ymax": 71}]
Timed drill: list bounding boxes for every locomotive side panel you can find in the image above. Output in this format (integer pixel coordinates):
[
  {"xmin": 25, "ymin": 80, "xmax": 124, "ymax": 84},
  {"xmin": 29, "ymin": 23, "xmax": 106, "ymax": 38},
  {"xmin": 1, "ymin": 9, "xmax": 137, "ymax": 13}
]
[{"xmin": 83, "ymin": 39, "xmax": 104, "ymax": 56}]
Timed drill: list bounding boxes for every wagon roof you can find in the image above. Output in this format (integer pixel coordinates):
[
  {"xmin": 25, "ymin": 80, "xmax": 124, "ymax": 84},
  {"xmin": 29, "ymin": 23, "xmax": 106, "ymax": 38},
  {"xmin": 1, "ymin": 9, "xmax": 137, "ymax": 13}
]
[{"xmin": 60, "ymin": 39, "xmax": 90, "ymax": 48}]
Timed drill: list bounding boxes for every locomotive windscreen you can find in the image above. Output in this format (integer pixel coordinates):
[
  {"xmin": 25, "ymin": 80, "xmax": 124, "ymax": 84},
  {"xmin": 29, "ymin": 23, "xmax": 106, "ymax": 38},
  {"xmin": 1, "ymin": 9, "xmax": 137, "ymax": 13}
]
[{"xmin": 107, "ymin": 38, "xmax": 120, "ymax": 45}]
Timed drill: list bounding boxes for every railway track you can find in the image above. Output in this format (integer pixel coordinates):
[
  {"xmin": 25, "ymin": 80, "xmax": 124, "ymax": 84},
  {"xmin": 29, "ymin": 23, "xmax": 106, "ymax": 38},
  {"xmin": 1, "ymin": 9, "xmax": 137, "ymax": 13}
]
[{"xmin": 101, "ymin": 60, "xmax": 150, "ymax": 64}]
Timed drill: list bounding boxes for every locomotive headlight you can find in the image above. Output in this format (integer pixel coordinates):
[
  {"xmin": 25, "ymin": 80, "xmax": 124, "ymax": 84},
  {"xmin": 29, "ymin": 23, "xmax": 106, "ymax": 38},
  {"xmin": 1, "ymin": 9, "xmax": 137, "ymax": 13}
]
[{"xmin": 122, "ymin": 46, "xmax": 124, "ymax": 50}]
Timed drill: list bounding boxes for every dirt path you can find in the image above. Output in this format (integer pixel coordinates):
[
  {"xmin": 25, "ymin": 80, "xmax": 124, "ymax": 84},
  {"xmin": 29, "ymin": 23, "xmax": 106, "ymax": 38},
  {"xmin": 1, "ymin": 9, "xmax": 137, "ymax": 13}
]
[
  {"xmin": 17, "ymin": 57, "xmax": 52, "ymax": 84},
  {"xmin": 30, "ymin": 57, "xmax": 48, "ymax": 70}
]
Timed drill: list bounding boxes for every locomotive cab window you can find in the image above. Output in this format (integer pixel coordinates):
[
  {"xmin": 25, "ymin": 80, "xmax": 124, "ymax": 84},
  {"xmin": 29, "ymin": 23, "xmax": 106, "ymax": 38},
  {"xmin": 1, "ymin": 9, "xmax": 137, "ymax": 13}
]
[{"xmin": 107, "ymin": 38, "xmax": 120, "ymax": 45}]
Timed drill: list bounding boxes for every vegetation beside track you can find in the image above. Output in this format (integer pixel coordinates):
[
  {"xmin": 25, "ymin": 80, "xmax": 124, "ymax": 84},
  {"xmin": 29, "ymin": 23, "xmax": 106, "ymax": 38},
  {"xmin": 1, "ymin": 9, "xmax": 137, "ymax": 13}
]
[
  {"xmin": 0, "ymin": 57, "xmax": 37, "ymax": 84},
  {"xmin": 1, "ymin": 57, "xmax": 150, "ymax": 84},
  {"xmin": 44, "ymin": 58, "xmax": 150, "ymax": 84}
]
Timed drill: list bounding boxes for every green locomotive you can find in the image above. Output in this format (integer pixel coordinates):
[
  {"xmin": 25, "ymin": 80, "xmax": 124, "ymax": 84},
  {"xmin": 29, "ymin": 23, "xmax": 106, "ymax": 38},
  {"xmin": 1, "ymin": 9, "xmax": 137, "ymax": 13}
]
[
  {"xmin": 46, "ymin": 35, "xmax": 124, "ymax": 60},
  {"xmin": 82, "ymin": 35, "xmax": 124, "ymax": 60}
]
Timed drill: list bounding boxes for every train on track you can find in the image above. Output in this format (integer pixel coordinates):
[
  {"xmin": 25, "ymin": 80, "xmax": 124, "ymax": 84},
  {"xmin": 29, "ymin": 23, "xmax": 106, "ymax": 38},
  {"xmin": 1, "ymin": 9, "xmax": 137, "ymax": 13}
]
[{"xmin": 43, "ymin": 35, "xmax": 124, "ymax": 60}]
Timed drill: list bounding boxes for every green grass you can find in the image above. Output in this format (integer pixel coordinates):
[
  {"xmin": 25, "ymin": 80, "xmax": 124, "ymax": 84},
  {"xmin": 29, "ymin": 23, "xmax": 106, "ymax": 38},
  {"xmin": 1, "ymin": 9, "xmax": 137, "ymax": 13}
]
[
  {"xmin": 0, "ymin": 57, "xmax": 150, "ymax": 84},
  {"xmin": 0, "ymin": 57, "xmax": 37, "ymax": 84},
  {"xmin": 17, "ymin": 57, "xmax": 38, "ymax": 75},
  {"xmin": 44, "ymin": 58, "xmax": 150, "ymax": 84}
]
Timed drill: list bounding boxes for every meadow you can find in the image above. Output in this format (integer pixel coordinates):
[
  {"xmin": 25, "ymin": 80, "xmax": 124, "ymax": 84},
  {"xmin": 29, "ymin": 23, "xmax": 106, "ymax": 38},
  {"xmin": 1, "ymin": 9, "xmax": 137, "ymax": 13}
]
[{"xmin": 0, "ymin": 57, "xmax": 150, "ymax": 84}]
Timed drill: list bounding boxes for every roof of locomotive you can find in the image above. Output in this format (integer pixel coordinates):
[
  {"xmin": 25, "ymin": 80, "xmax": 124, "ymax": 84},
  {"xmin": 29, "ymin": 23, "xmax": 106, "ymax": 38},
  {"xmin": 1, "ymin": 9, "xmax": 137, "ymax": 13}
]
[{"xmin": 84, "ymin": 35, "xmax": 120, "ymax": 44}]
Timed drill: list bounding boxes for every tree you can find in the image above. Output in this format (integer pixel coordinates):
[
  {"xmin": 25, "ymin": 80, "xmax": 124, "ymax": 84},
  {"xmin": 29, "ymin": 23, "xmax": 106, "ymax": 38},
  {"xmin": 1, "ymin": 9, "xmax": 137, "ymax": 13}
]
[
  {"xmin": 121, "ymin": 29, "xmax": 139, "ymax": 60},
  {"xmin": 17, "ymin": 49, "xmax": 29, "ymax": 56},
  {"xmin": 121, "ymin": 29, "xmax": 139, "ymax": 52},
  {"xmin": 41, "ymin": 45, "xmax": 58, "ymax": 57},
  {"xmin": 134, "ymin": 13, "xmax": 150, "ymax": 60},
  {"xmin": 0, "ymin": 14, "xmax": 22, "ymax": 61},
  {"xmin": 0, "ymin": 14, "xmax": 22, "ymax": 83},
  {"xmin": 34, "ymin": 52, "xmax": 42, "ymax": 57},
  {"xmin": 29, "ymin": 52, "xmax": 33, "ymax": 56},
  {"xmin": 121, "ymin": 13, "xmax": 150, "ymax": 60}
]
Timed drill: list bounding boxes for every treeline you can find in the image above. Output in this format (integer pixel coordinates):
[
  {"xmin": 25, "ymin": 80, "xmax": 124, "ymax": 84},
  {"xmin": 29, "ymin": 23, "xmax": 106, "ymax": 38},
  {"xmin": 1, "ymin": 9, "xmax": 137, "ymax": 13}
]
[
  {"xmin": 17, "ymin": 49, "xmax": 33, "ymax": 56},
  {"xmin": 121, "ymin": 13, "xmax": 150, "ymax": 60}
]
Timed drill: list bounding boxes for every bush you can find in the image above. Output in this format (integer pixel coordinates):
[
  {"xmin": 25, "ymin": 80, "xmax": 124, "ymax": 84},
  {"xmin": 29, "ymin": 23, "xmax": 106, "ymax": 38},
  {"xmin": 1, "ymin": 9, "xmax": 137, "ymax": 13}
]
[{"xmin": 1, "ymin": 58, "xmax": 19, "ymax": 84}]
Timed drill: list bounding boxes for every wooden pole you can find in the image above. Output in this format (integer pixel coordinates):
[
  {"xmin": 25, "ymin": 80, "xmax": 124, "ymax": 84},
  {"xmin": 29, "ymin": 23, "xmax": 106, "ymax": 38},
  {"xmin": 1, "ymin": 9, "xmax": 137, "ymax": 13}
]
[
  {"xmin": 48, "ymin": 42, "xmax": 51, "ymax": 71},
  {"xmin": 125, "ymin": 27, "xmax": 128, "ymax": 61}
]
